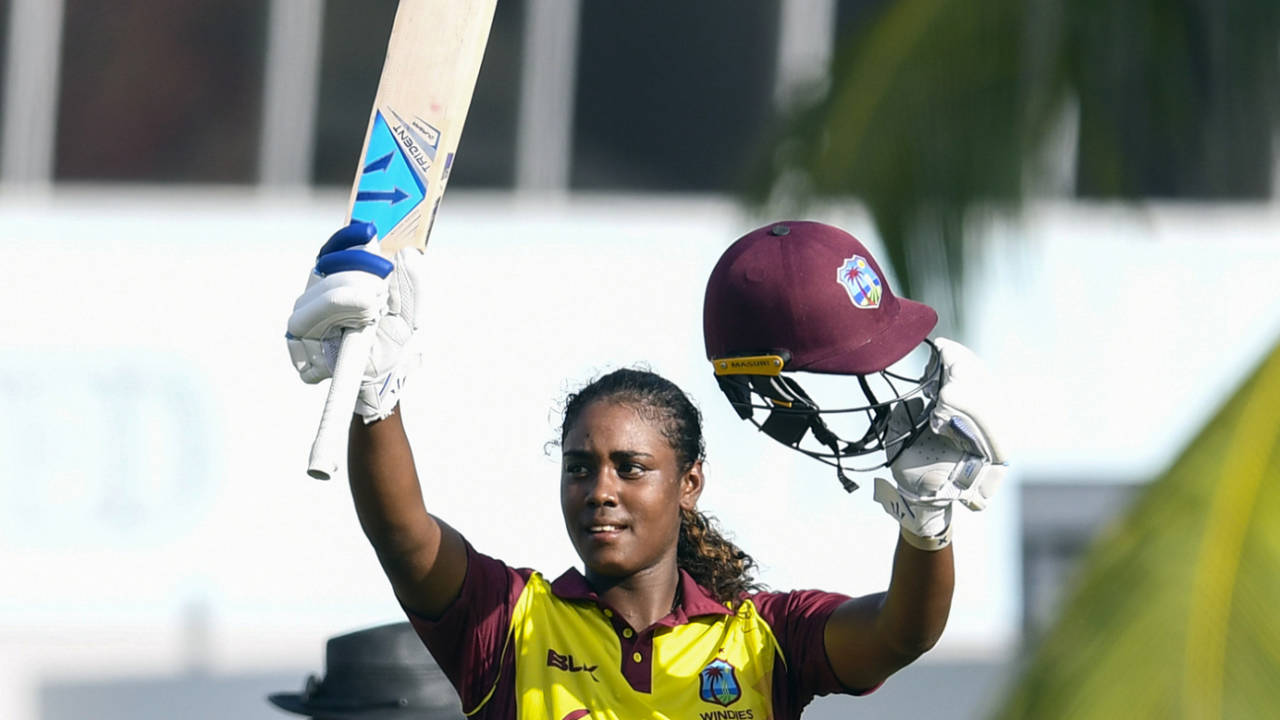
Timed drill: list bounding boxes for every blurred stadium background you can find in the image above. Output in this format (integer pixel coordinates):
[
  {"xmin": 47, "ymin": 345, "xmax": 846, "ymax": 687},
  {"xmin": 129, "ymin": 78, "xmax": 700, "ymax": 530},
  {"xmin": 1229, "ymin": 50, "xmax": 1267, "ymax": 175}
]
[{"xmin": 0, "ymin": 1, "xmax": 1277, "ymax": 718}]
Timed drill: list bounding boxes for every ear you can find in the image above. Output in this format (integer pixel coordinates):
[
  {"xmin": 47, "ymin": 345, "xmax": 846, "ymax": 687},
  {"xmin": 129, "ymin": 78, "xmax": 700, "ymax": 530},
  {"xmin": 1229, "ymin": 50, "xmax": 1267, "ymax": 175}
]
[{"xmin": 679, "ymin": 459, "xmax": 705, "ymax": 511}]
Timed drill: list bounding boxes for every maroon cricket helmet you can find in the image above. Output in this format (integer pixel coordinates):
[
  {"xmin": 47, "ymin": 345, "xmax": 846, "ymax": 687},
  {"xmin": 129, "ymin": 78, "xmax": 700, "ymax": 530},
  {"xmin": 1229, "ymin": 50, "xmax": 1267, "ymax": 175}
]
[
  {"xmin": 701, "ymin": 221, "xmax": 941, "ymax": 491},
  {"xmin": 703, "ymin": 221, "xmax": 937, "ymax": 373}
]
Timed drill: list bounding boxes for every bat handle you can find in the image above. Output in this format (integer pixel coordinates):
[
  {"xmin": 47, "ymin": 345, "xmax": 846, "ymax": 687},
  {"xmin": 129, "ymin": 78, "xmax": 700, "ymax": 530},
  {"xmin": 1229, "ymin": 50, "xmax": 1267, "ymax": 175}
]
[{"xmin": 307, "ymin": 324, "xmax": 378, "ymax": 480}]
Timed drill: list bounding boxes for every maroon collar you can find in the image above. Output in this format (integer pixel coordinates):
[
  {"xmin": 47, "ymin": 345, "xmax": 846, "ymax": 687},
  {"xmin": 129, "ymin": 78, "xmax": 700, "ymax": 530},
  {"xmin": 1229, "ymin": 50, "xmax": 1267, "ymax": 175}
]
[{"xmin": 548, "ymin": 567, "xmax": 733, "ymax": 627}]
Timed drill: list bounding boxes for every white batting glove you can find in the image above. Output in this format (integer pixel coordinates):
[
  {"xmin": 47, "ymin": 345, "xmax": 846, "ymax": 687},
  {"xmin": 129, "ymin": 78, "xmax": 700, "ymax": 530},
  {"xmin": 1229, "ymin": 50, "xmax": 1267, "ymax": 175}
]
[
  {"xmin": 872, "ymin": 338, "xmax": 1009, "ymax": 550},
  {"xmin": 286, "ymin": 222, "xmax": 427, "ymax": 423}
]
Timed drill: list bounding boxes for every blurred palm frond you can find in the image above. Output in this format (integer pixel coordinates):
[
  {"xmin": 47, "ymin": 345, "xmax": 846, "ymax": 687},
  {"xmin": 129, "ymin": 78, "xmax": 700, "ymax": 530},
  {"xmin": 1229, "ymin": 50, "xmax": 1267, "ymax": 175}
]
[
  {"xmin": 993, "ymin": 339, "xmax": 1280, "ymax": 718},
  {"xmin": 748, "ymin": 0, "xmax": 1280, "ymax": 326}
]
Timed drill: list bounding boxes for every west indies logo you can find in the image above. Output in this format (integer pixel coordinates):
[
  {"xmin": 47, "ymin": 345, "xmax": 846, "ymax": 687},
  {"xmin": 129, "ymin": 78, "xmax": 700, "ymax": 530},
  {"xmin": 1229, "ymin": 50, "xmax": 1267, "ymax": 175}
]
[
  {"xmin": 837, "ymin": 255, "xmax": 882, "ymax": 309},
  {"xmin": 698, "ymin": 658, "xmax": 742, "ymax": 707}
]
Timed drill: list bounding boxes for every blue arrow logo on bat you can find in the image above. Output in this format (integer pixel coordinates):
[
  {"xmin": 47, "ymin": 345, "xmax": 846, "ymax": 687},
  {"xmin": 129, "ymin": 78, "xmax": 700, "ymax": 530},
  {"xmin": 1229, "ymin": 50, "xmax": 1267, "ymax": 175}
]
[
  {"xmin": 350, "ymin": 112, "xmax": 427, "ymax": 237},
  {"xmin": 356, "ymin": 187, "xmax": 409, "ymax": 204},
  {"xmin": 363, "ymin": 151, "xmax": 394, "ymax": 174}
]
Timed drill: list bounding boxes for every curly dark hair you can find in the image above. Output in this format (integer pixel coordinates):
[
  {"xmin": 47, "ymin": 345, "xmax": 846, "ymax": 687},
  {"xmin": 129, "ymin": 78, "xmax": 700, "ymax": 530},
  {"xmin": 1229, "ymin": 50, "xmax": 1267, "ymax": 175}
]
[{"xmin": 560, "ymin": 368, "xmax": 763, "ymax": 604}]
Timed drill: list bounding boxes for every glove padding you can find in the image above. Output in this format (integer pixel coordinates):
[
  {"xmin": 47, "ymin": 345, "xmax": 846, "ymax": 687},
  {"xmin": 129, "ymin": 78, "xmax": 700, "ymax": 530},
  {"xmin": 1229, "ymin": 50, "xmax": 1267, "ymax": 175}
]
[
  {"xmin": 873, "ymin": 338, "xmax": 1009, "ymax": 550},
  {"xmin": 286, "ymin": 222, "xmax": 427, "ymax": 423},
  {"xmin": 929, "ymin": 338, "xmax": 1008, "ymax": 509}
]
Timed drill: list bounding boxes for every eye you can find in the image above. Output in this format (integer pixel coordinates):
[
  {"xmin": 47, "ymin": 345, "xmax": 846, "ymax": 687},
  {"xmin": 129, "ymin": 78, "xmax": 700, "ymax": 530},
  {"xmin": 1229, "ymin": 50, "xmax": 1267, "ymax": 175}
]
[
  {"xmin": 617, "ymin": 462, "xmax": 646, "ymax": 478},
  {"xmin": 563, "ymin": 461, "xmax": 590, "ymax": 478}
]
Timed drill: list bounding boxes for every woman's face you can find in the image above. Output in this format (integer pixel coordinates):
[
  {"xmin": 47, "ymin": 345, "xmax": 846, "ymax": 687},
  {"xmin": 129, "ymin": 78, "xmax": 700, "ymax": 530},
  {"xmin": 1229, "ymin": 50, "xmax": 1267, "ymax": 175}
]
[{"xmin": 560, "ymin": 400, "xmax": 703, "ymax": 581}]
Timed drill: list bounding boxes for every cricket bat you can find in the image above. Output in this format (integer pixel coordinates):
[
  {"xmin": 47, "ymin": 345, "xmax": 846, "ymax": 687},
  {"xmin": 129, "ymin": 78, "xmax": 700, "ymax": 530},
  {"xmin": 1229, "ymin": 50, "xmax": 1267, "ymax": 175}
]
[{"xmin": 307, "ymin": 0, "xmax": 497, "ymax": 480}]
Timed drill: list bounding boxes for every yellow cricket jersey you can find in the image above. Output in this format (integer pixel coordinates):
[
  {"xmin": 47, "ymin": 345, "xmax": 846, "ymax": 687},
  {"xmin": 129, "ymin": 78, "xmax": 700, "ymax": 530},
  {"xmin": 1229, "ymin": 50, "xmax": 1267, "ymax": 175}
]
[
  {"xmin": 406, "ymin": 544, "xmax": 855, "ymax": 720},
  {"xmin": 508, "ymin": 571, "xmax": 777, "ymax": 719}
]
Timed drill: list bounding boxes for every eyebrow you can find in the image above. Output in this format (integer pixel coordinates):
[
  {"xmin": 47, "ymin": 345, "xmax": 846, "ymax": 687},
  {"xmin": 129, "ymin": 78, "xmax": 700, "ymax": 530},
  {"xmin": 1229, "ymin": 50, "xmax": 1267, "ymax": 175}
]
[{"xmin": 561, "ymin": 450, "xmax": 655, "ymax": 461}]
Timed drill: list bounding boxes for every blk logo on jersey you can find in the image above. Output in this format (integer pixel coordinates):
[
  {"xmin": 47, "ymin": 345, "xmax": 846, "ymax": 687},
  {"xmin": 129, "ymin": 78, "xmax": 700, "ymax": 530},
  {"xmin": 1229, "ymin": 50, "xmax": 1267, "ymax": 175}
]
[
  {"xmin": 547, "ymin": 648, "xmax": 599, "ymax": 682},
  {"xmin": 837, "ymin": 255, "xmax": 882, "ymax": 309},
  {"xmin": 698, "ymin": 658, "xmax": 742, "ymax": 707}
]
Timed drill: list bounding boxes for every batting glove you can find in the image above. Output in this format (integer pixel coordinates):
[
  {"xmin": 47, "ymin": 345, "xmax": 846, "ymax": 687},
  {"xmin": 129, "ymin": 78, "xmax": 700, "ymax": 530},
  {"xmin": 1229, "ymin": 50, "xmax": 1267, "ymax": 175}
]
[
  {"xmin": 286, "ymin": 221, "xmax": 427, "ymax": 423},
  {"xmin": 872, "ymin": 338, "xmax": 1009, "ymax": 550}
]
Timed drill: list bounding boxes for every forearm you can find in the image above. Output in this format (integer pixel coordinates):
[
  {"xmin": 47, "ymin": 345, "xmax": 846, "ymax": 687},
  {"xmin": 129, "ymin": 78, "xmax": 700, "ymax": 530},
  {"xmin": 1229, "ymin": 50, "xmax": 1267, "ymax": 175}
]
[
  {"xmin": 875, "ymin": 533, "xmax": 954, "ymax": 657},
  {"xmin": 347, "ymin": 408, "xmax": 437, "ymax": 559},
  {"xmin": 346, "ymin": 405, "xmax": 467, "ymax": 618}
]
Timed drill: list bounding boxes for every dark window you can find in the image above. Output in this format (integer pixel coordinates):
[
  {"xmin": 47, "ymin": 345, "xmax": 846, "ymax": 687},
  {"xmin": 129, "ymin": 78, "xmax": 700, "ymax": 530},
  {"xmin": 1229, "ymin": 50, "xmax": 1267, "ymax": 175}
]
[
  {"xmin": 449, "ymin": 0, "xmax": 523, "ymax": 188},
  {"xmin": 572, "ymin": 0, "xmax": 780, "ymax": 192},
  {"xmin": 312, "ymin": 0, "xmax": 523, "ymax": 188},
  {"xmin": 835, "ymin": 0, "xmax": 892, "ymax": 37},
  {"xmin": 54, "ymin": 0, "xmax": 267, "ymax": 183},
  {"xmin": 311, "ymin": 0, "xmax": 397, "ymax": 186},
  {"xmin": 1071, "ymin": 2, "xmax": 1279, "ymax": 198},
  {"xmin": 0, "ymin": 0, "xmax": 9, "ymax": 165}
]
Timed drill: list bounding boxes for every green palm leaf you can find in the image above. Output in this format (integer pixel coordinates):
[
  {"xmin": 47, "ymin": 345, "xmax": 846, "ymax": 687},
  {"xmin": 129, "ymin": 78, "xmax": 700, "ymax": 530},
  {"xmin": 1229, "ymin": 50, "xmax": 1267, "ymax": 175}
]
[{"xmin": 993, "ymin": 340, "xmax": 1280, "ymax": 719}]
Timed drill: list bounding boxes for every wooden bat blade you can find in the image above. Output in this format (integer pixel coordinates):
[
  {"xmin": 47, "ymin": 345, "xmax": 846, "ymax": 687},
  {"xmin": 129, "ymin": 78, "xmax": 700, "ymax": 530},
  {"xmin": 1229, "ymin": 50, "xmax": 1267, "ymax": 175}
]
[
  {"xmin": 308, "ymin": 0, "xmax": 497, "ymax": 480},
  {"xmin": 345, "ymin": 0, "xmax": 496, "ymax": 255}
]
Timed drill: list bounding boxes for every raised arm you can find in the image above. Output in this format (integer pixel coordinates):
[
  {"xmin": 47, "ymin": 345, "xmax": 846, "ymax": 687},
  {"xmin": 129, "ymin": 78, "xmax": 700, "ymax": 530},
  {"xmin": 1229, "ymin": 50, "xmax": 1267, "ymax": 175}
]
[
  {"xmin": 824, "ymin": 338, "xmax": 1008, "ymax": 690},
  {"xmin": 287, "ymin": 222, "xmax": 467, "ymax": 618},
  {"xmin": 348, "ymin": 410, "xmax": 467, "ymax": 618},
  {"xmin": 823, "ymin": 536, "xmax": 954, "ymax": 690}
]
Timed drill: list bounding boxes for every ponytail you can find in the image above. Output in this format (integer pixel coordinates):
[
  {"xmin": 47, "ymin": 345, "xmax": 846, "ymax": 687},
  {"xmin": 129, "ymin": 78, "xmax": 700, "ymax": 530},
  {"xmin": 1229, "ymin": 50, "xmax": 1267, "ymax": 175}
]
[{"xmin": 677, "ymin": 507, "xmax": 763, "ymax": 605}]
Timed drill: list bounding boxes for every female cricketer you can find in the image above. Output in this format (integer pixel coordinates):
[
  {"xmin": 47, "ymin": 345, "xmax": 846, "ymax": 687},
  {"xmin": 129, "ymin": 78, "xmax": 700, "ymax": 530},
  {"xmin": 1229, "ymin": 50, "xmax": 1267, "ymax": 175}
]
[{"xmin": 285, "ymin": 219, "xmax": 1008, "ymax": 719}]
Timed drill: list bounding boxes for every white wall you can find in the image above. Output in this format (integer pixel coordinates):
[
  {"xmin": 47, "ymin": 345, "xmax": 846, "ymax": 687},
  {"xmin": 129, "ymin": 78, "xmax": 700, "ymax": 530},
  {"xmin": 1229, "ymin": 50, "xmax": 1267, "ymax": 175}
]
[
  {"xmin": 972, "ymin": 202, "xmax": 1280, "ymax": 481},
  {"xmin": 1, "ymin": 189, "xmax": 1275, "ymax": 718}
]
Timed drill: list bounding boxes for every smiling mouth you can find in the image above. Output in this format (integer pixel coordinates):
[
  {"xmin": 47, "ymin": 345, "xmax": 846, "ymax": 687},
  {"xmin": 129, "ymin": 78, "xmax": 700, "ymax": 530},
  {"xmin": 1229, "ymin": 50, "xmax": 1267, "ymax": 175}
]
[{"xmin": 584, "ymin": 523, "xmax": 629, "ymax": 541}]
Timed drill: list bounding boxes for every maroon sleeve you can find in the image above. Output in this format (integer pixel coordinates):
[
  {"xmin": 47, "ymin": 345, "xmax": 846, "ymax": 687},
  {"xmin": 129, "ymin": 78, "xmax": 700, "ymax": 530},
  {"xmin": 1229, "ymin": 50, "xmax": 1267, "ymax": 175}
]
[
  {"xmin": 402, "ymin": 543, "xmax": 530, "ymax": 712},
  {"xmin": 752, "ymin": 588, "xmax": 871, "ymax": 709}
]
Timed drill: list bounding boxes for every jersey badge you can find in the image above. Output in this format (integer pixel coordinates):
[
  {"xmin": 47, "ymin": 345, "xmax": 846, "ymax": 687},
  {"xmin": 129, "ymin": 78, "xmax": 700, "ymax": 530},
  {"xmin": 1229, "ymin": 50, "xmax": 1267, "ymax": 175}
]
[
  {"xmin": 837, "ymin": 255, "xmax": 882, "ymax": 309},
  {"xmin": 698, "ymin": 658, "xmax": 742, "ymax": 707}
]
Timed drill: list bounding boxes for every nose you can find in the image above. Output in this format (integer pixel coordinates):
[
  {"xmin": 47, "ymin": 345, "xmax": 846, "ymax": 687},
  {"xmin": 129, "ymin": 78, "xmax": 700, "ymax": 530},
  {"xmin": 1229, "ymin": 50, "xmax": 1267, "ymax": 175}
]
[{"xmin": 585, "ymin": 468, "xmax": 619, "ymax": 507}]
